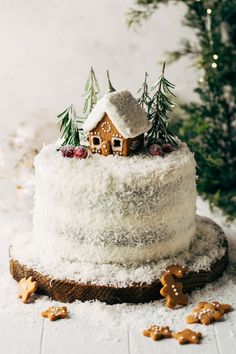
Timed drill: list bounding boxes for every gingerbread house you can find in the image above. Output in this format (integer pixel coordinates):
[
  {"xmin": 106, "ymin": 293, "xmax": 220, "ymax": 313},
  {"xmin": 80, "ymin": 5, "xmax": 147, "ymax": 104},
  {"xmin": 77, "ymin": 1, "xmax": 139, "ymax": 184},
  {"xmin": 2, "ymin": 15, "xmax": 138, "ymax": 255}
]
[{"xmin": 83, "ymin": 89, "xmax": 151, "ymax": 156}]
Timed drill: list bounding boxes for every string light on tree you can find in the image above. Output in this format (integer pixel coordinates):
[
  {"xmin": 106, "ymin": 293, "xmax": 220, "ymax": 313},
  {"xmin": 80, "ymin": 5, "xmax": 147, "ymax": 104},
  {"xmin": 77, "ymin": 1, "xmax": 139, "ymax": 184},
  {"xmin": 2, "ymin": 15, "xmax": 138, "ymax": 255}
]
[
  {"xmin": 213, "ymin": 54, "xmax": 219, "ymax": 60},
  {"xmin": 207, "ymin": 8, "xmax": 212, "ymax": 14},
  {"xmin": 212, "ymin": 62, "xmax": 218, "ymax": 69}
]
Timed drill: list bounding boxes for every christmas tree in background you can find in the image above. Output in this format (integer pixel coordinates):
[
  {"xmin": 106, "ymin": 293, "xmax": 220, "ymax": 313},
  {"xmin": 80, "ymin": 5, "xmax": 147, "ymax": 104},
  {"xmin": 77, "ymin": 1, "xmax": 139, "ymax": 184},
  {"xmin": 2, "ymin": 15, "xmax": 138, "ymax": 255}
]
[
  {"xmin": 144, "ymin": 63, "xmax": 177, "ymax": 147},
  {"xmin": 107, "ymin": 70, "xmax": 116, "ymax": 92},
  {"xmin": 127, "ymin": 0, "xmax": 236, "ymax": 219},
  {"xmin": 58, "ymin": 105, "xmax": 80, "ymax": 146},
  {"xmin": 83, "ymin": 67, "xmax": 100, "ymax": 116}
]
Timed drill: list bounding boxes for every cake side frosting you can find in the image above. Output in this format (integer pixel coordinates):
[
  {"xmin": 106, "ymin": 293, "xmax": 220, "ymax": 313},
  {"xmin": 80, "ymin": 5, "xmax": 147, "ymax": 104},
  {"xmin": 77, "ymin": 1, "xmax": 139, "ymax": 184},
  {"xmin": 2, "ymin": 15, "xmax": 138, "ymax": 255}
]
[{"xmin": 33, "ymin": 141, "xmax": 196, "ymax": 265}]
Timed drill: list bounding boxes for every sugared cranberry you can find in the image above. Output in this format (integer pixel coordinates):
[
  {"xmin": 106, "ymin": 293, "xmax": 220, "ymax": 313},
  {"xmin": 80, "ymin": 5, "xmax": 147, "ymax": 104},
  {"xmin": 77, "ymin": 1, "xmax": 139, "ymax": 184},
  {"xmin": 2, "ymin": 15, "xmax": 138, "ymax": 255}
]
[
  {"xmin": 149, "ymin": 143, "xmax": 163, "ymax": 156},
  {"xmin": 163, "ymin": 143, "xmax": 174, "ymax": 153},
  {"xmin": 74, "ymin": 146, "xmax": 88, "ymax": 159},
  {"xmin": 61, "ymin": 145, "xmax": 74, "ymax": 158}
]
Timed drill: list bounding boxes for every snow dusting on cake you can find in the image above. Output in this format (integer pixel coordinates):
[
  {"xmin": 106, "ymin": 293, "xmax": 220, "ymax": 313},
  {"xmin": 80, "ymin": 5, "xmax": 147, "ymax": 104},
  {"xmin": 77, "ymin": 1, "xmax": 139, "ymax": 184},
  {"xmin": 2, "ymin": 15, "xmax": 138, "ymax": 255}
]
[
  {"xmin": 11, "ymin": 216, "xmax": 225, "ymax": 287},
  {"xmin": 32, "ymin": 141, "xmax": 196, "ymax": 265}
]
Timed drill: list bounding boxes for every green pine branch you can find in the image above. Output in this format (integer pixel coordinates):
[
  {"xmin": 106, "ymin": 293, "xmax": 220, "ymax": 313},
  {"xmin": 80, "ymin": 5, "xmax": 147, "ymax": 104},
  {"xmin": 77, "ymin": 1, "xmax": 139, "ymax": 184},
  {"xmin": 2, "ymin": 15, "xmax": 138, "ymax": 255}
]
[
  {"xmin": 146, "ymin": 63, "xmax": 177, "ymax": 146},
  {"xmin": 58, "ymin": 105, "xmax": 80, "ymax": 146},
  {"xmin": 107, "ymin": 70, "xmax": 116, "ymax": 92},
  {"xmin": 83, "ymin": 67, "xmax": 100, "ymax": 116},
  {"xmin": 137, "ymin": 71, "xmax": 151, "ymax": 109}
]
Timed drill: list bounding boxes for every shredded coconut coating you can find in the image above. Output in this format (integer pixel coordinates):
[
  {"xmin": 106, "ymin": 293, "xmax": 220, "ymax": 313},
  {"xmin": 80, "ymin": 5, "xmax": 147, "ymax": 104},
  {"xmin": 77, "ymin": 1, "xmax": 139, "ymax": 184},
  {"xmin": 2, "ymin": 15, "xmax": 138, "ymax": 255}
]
[
  {"xmin": 32, "ymin": 142, "xmax": 196, "ymax": 265},
  {"xmin": 33, "ymin": 142, "xmax": 196, "ymax": 264},
  {"xmin": 11, "ymin": 216, "xmax": 226, "ymax": 287}
]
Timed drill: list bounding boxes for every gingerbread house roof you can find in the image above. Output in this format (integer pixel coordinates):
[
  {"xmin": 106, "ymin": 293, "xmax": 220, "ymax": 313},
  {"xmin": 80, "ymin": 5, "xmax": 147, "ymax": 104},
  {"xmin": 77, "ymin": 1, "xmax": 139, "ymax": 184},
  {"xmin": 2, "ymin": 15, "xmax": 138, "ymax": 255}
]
[{"xmin": 83, "ymin": 89, "xmax": 151, "ymax": 139}]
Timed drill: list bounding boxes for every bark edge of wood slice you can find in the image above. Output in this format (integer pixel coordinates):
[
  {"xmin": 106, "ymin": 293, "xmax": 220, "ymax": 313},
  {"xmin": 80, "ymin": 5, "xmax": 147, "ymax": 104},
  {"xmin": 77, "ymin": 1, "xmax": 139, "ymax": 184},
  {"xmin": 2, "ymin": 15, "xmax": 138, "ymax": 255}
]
[{"xmin": 10, "ymin": 237, "xmax": 228, "ymax": 305}]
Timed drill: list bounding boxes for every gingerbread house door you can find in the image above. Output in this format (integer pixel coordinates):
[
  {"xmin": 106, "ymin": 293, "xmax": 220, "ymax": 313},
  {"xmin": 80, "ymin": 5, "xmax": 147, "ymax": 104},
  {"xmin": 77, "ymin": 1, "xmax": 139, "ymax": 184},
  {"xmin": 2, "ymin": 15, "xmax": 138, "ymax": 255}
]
[{"xmin": 101, "ymin": 140, "xmax": 112, "ymax": 156}]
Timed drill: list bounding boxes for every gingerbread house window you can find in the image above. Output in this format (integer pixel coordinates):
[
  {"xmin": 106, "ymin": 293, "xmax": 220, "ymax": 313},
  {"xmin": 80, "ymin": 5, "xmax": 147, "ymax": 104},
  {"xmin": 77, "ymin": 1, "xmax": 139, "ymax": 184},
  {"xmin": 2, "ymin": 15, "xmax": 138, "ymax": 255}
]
[
  {"xmin": 112, "ymin": 137, "xmax": 123, "ymax": 152},
  {"xmin": 92, "ymin": 136, "xmax": 101, "ymax": 148}
]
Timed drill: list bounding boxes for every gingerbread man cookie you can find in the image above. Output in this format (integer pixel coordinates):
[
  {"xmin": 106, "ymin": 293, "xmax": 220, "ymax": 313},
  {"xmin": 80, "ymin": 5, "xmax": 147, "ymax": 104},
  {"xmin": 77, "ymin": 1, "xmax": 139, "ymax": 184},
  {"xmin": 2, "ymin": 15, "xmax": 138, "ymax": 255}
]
[
  {"xmin": 172, "ymin": 329, "xmax": 202, "ymax": 345},
  {"xmin": 166, "ymin": 264, "xmax": 188, "ymax": 278},
  {"xmin": 41, "ymin": 306, "xmax": 68, "ymax": 321},
  {"xmin": 198, "ymin": 301, "xmax": 232, "ymax": 314},
  {"xmin": 18, "ymin": 276, "xmax": 38, "ymax": 304},
  {"xmin": 186, "ymin": 303, "xmax": 223, "ymax": 325},
  {"xmin": 143, "ymin": 325, "xmax": 172, "ymax": 341},
  {"xmin": 160, "ymin": 273, "xmax": 188, "ymax": 309}
]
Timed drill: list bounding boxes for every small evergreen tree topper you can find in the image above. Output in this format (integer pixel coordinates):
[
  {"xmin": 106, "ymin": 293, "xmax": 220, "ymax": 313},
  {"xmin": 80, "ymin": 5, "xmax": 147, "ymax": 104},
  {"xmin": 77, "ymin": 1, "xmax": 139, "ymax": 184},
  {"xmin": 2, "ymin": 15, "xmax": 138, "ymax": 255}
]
[
  {"xmin": 83, "ymin": 67, "xmax": 100, "ymax": 115},
  {"xmin": 137, "ymin": 71, "xmax": 151, "ymax": 110},
  {"xmin": 147, "ymin": 63, "xmax": 177, "ymax": 147},
  {"xmin": 107, "ymin": 70, "xmax": 116, "ymax": 93},
  {"xmin": 58, "ymin": 104, "xmax": 80, "ymax": 146}
]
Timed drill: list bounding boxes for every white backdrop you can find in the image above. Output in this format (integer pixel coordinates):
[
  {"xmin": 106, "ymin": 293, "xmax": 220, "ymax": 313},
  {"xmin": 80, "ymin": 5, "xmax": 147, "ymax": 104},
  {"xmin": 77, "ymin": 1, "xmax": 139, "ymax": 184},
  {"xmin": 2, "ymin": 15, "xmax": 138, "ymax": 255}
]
[{"xmin": 0, "ymin": 0, "xmax": 197, "ymax": 139}]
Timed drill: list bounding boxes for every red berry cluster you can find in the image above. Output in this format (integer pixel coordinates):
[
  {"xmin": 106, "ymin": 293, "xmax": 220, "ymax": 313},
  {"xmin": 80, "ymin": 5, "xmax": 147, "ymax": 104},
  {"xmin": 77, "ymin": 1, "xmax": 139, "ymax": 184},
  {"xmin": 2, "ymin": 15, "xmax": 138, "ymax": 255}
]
[
  {"xmin": 60, "ymin": 145, "xmax": 88, "ymax": 159},
  {"xmin": 148, "ymin": 140, "xmax": 174, "ymax": 157}
]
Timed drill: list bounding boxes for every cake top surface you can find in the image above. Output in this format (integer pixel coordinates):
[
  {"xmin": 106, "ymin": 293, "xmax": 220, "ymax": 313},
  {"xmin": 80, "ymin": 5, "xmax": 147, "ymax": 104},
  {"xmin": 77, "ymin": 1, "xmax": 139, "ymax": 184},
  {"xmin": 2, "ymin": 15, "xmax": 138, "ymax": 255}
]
[
  {"xmin": 35, "ymin": 141, "xmax": 196, "ymax": 190},
  {"xmin": 83, "ymin": 89, "xmax": 151, "ymax": 138}
]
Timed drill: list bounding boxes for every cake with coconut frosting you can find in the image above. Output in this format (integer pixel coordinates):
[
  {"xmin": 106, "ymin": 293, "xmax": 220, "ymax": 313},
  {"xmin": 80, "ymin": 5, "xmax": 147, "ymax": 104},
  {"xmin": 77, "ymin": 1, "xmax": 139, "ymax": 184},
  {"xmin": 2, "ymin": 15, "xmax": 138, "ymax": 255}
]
[
  {"xmin": 32, "ymin": 89, "xmax": 196, "ymax": 265},
  {"xmin": 33, "ymin": 141, "xmax": 196, "ymax": 265},
  {"xmin": 10, "ymin": 76, "xmax": 228, "ymax": 304}
]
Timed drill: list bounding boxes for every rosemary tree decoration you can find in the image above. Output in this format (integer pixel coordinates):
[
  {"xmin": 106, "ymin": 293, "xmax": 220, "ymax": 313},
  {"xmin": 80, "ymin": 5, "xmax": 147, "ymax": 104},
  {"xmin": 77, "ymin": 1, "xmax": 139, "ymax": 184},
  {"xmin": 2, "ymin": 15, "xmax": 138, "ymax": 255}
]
[
  {"xmin": 107, "ymin": 70, "xmax": 116, "ymax": 92},
  {"xmin": 83, "ymin": 67, "xmax": 100, "ymax": 116},
  {"xmin": 58, "ymin": 104, "xmax": 80, "ymax": 146},
  {"xmin": 146, "ymin": 63, "xmax": 177, "ymax": 147},
  {"xmin": 137, "ymin": 71, "xmax": 151, "ymax": 109}
]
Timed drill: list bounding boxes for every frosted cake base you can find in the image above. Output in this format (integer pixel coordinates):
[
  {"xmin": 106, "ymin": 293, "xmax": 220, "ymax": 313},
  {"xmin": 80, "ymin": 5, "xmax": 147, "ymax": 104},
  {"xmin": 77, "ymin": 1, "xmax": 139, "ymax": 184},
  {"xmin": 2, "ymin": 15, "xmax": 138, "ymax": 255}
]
[{"xmin": 10, "ymin": 217, "xmax": 228, "ymax": 304}]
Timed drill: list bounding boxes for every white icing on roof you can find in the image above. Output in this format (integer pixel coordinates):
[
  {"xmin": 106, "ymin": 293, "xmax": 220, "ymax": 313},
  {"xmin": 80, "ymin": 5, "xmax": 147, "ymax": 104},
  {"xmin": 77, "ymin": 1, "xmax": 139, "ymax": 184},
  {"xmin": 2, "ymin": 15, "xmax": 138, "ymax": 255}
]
[{"xmin": 83, "ymin": 89, "xmax": 152, "ymax": 139}]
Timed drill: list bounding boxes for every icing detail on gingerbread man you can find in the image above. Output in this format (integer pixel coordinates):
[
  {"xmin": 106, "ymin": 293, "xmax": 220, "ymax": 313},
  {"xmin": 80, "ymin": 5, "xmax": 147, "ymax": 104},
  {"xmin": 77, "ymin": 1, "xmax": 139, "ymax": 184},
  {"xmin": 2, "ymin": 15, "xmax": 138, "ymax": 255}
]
[
  {"xmin": 18, "ymin": 276, "xmax": 38, "ymax": 304},
  {"xmin": 172, "ymin": 329, "xmax": 202, "ymax": 344},
  {"xmin": 143, "ymin": 325, "xmax": 172, "ymax": 341},
  {"xmin": 160, "ymin": 273, "xmax": 188, "ymax": 309},
  {"xmin": 186, "ymin": 303, "xmax": 223, "ymax": 325},
  {"xmin": 41, "ymin": 306, "xmax": 68, "ymax": 321},
  {"xmin": 166, "ymin": 264, "xmax": 188, "ymax": 278},
  {"xmin": 197, "ymin": 301, "xmax": 232, "ymax": 314}
]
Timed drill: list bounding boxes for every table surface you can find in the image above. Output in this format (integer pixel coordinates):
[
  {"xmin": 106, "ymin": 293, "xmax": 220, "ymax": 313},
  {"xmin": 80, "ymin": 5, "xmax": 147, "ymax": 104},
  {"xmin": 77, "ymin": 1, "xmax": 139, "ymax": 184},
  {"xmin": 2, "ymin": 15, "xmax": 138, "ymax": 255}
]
[
  {"xmin": 0, "ymin": 307, "xmax": 236, "ymax": 354},
  {"xmin": 0, "ymin": 199, "xmax": 235, "ymax": 354}
]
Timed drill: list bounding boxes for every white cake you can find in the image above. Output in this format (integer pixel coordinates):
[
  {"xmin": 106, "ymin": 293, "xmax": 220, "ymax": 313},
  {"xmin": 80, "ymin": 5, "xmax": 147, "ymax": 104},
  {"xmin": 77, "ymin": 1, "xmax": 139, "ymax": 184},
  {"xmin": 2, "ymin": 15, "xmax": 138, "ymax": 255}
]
[
  {"xmin": 33, "ymin": 141, "xmax": 196, "ymax": 266},
  {"xmin": 10, "ymin": 89, "xmax": 228, "ymax": 304}
]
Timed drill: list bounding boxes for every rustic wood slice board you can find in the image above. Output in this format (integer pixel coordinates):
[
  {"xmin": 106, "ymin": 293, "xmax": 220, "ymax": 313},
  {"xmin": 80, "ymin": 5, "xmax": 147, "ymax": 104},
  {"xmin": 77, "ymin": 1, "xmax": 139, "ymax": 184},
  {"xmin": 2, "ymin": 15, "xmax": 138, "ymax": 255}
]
[{"xmin": 10, "ymin": 237, "xmax": 228, "ymax": 305}]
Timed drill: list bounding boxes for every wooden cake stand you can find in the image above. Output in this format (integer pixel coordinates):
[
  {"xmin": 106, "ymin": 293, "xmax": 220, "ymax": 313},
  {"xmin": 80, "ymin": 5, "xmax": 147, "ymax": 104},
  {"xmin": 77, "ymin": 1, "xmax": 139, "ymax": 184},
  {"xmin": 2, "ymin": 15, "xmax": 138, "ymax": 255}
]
[{"xmin": 10, "ymin": 217, "xmax": 228, "ymax": 304}]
